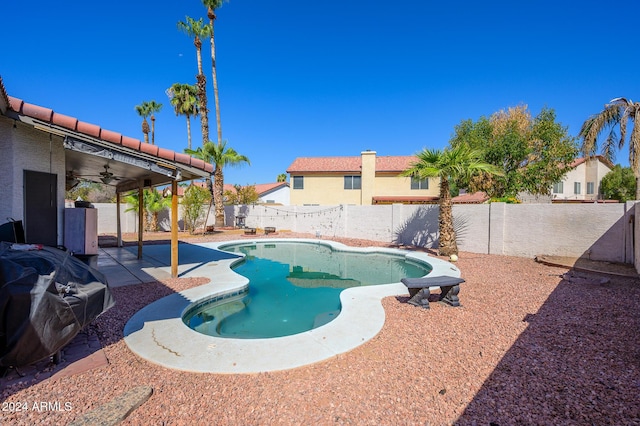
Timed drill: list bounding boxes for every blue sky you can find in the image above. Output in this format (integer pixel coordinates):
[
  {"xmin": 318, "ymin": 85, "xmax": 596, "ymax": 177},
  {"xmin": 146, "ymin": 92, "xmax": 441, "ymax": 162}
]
[{"xmin": 2, "ymin": 0, "xmax": 638, "ymax": 185}]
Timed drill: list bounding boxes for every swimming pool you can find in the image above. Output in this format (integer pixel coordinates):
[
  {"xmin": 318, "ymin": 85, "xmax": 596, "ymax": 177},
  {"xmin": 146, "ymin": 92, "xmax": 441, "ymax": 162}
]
[
  {"xmin": 123, "ymin": 238, "xmax": 461, "ymax": 373},
  {"xmin": 183, "ymin": 241, "xmax": 432, "ymax": 338}
]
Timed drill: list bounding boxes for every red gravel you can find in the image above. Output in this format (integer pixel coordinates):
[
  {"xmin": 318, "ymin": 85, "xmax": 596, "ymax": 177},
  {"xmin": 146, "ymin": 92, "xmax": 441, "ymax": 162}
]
[{"xmin": 2, "ymin": 232, "xmax": 640, "ymax": 425}]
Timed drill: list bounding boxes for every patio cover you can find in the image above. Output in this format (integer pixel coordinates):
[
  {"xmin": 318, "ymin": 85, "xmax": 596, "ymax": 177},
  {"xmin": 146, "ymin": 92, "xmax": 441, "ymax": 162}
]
[{"xmin": 1, "ymin": 77, "xmax": 213, "ymax": 277}]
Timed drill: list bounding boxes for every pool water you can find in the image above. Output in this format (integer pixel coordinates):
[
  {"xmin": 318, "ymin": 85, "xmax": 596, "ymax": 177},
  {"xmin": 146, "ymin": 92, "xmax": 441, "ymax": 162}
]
[{"xmin": 183, "ymin": 242, "xmax": 431, "ymax": 339}]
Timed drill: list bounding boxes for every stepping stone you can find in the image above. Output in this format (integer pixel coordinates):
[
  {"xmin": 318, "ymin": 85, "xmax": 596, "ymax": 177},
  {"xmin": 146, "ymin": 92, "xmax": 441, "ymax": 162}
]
[{"xmin": 68, "ymin": 385, "xmax": 153, "ymax": 426}]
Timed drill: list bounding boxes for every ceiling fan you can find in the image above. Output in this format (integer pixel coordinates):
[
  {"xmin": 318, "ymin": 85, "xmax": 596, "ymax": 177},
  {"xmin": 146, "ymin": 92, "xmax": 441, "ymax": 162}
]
[
  {"xmin": 98, "ymin": 164, "xmax": 119, "ymax": 184},
  {"xmin": 66, "ymin": 164, "xmax": 124, "ymax": 187}
]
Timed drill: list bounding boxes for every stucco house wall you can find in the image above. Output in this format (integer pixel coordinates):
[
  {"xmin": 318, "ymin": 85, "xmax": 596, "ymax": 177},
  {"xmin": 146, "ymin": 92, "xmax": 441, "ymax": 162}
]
[
  {"xmin": 0, "ymin": 119, "xmax": 66, "ymax": 244},
  {"xmin": 258, "ymin": 185, "xmax": 290, "ymax": 205}
]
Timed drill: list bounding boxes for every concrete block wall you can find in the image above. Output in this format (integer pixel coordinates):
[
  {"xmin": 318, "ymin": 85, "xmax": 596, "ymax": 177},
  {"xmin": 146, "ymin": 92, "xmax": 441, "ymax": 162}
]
[{"xmin": 226, "ymin": 202, "xmax": 634, "ymax": 264}]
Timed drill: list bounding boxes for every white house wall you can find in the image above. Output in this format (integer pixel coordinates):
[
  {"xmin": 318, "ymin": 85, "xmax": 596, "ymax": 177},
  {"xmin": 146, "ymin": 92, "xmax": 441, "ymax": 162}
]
[{"xmin": 259, "ymin": 186, "xmax": 290, "ymax": 205}]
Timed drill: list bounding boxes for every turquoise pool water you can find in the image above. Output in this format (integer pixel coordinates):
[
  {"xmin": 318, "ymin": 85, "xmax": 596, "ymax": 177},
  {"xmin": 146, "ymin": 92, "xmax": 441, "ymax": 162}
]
[{"xmin": 183, "ymin": 242, "xmax": 431, "ymax": 339}]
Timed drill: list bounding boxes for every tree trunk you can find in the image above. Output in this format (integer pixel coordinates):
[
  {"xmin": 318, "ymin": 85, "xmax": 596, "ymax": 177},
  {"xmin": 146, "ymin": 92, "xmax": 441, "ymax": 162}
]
[
  {"xmin": 142, "ymin": 119, "xmax": 149, "ymax": 144},
  {"xmin": 151, "ymin": 115, "xmax": 156, "ymax": 145},
  {"xmin": 636, "ymin": 176, "xmax": 640, "ymax": 201},
  {"xmin": 214, "ymin": 167, "xmax": 225, "ymax": 227},
  {"xmin": 438, "ymin": 177, "xmax": 458, "ymax": 256},
  {"xmin": 209, "ymin": 14, "xmax": 223, "ymax": 145},
  {"xmin": 194, "ymin": 38, "xmax": 209, "ymax": 147},
  {"xmin": 186, "ymin": 116, "xmax": 192, "ymax": 150},
  {"xmin": 197, "ymin": 73, "xmax": 209, "ymax": 146}
]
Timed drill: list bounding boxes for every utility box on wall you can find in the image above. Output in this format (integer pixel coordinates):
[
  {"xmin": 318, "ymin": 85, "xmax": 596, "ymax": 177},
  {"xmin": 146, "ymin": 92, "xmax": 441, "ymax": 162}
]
[{"xmin": 64, "ymin": 208, "xmax": 98, "ymax": 255}]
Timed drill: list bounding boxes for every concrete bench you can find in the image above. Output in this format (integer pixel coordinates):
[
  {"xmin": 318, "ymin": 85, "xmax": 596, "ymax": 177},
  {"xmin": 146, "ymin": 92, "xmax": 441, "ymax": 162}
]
[
  {"xmin": 244, "ymin": 228, "xmax": 256, "ymax": 235},
  {"xmin": 401, "ymin": 276, "xmax": 465, "ymax": 309},
  {"xmin": 264, "ymin": 226, "xmax": 276, "ymax": 235}
]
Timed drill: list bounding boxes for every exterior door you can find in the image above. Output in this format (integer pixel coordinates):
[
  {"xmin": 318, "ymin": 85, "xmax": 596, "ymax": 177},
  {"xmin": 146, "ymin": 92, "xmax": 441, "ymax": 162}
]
[{"xmin": 23, "ymin": 170, "xmax": 57, "ymax": 246}]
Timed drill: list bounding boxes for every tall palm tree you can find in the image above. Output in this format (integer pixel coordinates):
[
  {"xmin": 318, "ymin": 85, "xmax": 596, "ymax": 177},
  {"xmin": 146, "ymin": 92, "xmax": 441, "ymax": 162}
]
[
  {"xmin": 579, "ymin": 97, "xmax": 640, "ymax": 199},
  {"xmin": 147, "ymin": 101, "xmax": 163, "ymax": 145},
  {"xmin": 402, "ymin": 145, "xmax": 503, "ymax": 256},
  {"xmin": 276, "ymin": 173, "xmax": 287, "ymax": 182},
  {"xmin": 178, "ymin": 16, "xmax": 212, "ymax": 147},
  {"xmin": 186, "ymin": 140, "xmax": 250, "ymax": 227},
  {"xmin": 167, "ymin": 83, "xmax": 199, "ymax": 150},
  {"xmin": 202, "ymin": 0, "xmax": 227, "ymax": 145},
  {"xmin": 134, "ymin": 102, "xmax": 151, "ymax": 143}
]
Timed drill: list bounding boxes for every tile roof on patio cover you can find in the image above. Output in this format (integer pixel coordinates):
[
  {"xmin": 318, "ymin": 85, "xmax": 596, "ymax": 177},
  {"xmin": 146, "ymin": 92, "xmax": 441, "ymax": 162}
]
[{"xmin": 0, "ymin": 77, "xmax": 213, "ymax": 176}]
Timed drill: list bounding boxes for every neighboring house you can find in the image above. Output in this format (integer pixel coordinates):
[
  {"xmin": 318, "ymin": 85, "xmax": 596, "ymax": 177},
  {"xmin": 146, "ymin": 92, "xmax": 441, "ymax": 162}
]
[
  {"xmin": 286, "ymin": 150, "xmax": 439, "ymax": 206},
  {"xmin": 0, "ymin": 77, "xmax": 211, "ymax": 247},
  {"xmin": 252, "ymin": 182, "xmax": 290, "ymax": 205},
  {"xmin": 551, "ymin": 156, "xmax": 613, "ymax": 202}
]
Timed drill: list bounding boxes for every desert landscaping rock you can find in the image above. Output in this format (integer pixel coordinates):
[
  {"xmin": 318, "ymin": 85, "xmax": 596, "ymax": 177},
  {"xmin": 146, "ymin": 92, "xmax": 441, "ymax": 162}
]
[{"xmin": 1, "ymin": 231, "xmax": 639, "ymax": 425}]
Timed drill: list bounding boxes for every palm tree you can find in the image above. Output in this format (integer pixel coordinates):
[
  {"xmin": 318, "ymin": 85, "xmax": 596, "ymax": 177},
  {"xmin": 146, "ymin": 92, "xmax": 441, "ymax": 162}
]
[
  {"xmin": 277, "ymin": 173, "xmax": 287, "ymax": 182},
  {"xmin": 147, "ymin": 101, "xmax": 163, "ymax": 145},
  {"xmin": 167, "ymin": 83, "xmax": 199, "ymax": 150},
  {"xmin": 402, "ymin": 145, "xmax": 503, "ymax": 256},
  {"xmin": 123, "ymin": 190, "xmax": 148, "ymax": 231},
  {"xmin": 145, "ymin": 188, "xmax": 172, "ymax": 231},
  {"xmin": 202, "ymin": 0, "xmax": 227, "ymax": 145},
  {"xmin": 135, "ymin": 102, "xmax": 151, "ymax": 143},
  {"xmin": 178, "ymin": 16, "xmax": 212, "ymax": 147},
  {"xmin": 186, "ymin": 140, "xmax": 250, "ymax": 227},
  {"xmin": 579, "ymin": 97, "xmax": 640, "ymax": 199}
]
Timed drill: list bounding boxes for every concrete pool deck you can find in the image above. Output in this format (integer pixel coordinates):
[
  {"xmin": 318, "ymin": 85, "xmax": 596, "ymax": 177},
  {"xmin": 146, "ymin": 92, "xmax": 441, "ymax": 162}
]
[{"xmin": 123, "ymin": 238, "xmax": 462, "ymax": 374}]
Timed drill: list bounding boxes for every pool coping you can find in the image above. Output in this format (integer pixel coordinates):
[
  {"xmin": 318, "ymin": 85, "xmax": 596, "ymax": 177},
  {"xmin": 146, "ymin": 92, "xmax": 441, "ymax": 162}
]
[{"xmin": 123, "ymin": 238, "xmax": 461, "ymax": 374}]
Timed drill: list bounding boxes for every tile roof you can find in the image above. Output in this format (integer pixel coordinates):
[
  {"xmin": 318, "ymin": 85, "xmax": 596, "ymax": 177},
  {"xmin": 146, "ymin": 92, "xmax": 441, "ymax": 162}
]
[
  {"xmin": 451, "ymin": 191, "xmax": 490, "ymax": 204},
  {"xmin": 3, "ymin": 86, "xmax": 212, "ymax": 175},
  {"xmin": 570, "ymin": 155, "xmax": 614, "ymax": 170},
  {"xmin": 0, "ymin": 77, "xmax": 9, "ymax": 114},
  {"xmin": 286, "ymin": 155, "xmax": 417, "ymax": 173}
]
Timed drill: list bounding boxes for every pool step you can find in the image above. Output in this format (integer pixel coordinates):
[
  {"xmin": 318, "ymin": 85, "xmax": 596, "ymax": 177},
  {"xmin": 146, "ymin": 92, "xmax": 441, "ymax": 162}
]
[{"xmin": 313, "ymin": 310, "xmax": 340, "ymax": 328}]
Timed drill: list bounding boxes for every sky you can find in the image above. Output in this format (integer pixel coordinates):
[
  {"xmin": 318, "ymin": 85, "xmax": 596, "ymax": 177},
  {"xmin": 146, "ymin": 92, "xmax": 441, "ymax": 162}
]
[{"xmin": 2, "ymin": 0, "xmax": 638, "ymax": 185}]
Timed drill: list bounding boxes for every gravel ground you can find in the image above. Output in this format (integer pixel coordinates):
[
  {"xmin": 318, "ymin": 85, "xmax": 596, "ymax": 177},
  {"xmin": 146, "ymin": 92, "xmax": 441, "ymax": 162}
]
[{"xmin": 2, "ymin": 231, "xmax": 640, "ymax": 425}]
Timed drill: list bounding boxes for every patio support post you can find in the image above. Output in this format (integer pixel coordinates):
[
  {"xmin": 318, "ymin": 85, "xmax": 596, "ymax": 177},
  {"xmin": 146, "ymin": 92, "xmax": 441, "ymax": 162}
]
[
  {"xmin": 171, "ymin": 180, "xmax": 178, "ymax": 278},
  {"xmin": 116, "ymin": 191, "xmax": 122, "ymax": 247},
  {"xmin": 138, "ymin": 185, "xmax": 143, "ymax": 260}
]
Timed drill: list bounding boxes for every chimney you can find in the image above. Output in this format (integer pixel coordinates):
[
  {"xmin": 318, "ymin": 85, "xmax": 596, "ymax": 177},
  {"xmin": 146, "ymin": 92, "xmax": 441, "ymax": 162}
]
[{"xmin": 361, "ymin": 150, "xmax": 376, "ymax": 205}]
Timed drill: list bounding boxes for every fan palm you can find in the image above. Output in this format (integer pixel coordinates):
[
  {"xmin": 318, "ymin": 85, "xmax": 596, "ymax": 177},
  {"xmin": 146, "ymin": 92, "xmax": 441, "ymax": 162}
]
[
  {"xmin": 579, "ymin": 97, "xmax": 640, "ymax": 199},
  {"xmin": 167, "ymin": 83, "xmax": 199, "ymax": 150},
  {"xmin": 178, "ymin": 16, "xmax": 212, "ymax": 147},
  {"xmin": 147, "ymin": 101, "xmax": 163, "ymax": 145},
  {"xmin": 402, "ymin": 145, "xmax": 503, "ymax": 256},
  {"xmin": 134, "ymin": 102, "xmax": 152, "ymax": 143},
  {"xmin": 186, "ymin": 140, "xmax": 250, "ymax": 227},
  {"xmin": 202, "ymin": 0, "xmax": 227, "ymax": 145},
  {"xmin": 145, "ymin": 188, "xmax": 171, "ymax": 231}
]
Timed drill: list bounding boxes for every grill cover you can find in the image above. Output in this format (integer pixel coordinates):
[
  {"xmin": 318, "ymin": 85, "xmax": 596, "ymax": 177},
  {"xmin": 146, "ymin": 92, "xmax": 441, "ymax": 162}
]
[{"xmin": 0, "ymin": 242, "xmax": 115, "ymax": 367}]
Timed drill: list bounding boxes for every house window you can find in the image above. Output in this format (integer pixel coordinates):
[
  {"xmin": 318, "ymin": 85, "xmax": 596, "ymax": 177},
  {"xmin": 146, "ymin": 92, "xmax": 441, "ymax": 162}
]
[
  {"xmin": 586, "ymin": 182, "xmax": 595, "ymax": 195},
  {"xmin": 292, "ymin": 176, "xmax": 304, "ymax": 189},
  {"xmin": 344, "ymin": 175, "xmax": 361, "ymax": 190},
  {"xmin": 411, "ymin": 177, "xmax": 429, "ymax": 190},
  {"xmin": 574, "ymin": 182, "xmax": 581, "ymax": 195},
  {"xmin": 552, "ymin": 182, "xmax": 563, "ymax": 194}
]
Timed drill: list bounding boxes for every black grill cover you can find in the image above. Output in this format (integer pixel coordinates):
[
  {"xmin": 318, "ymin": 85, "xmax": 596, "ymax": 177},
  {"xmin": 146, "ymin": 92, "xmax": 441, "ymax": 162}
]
[{"xmin": 0, "ymin": 242, "xmax": 115, "ymax": 367}]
